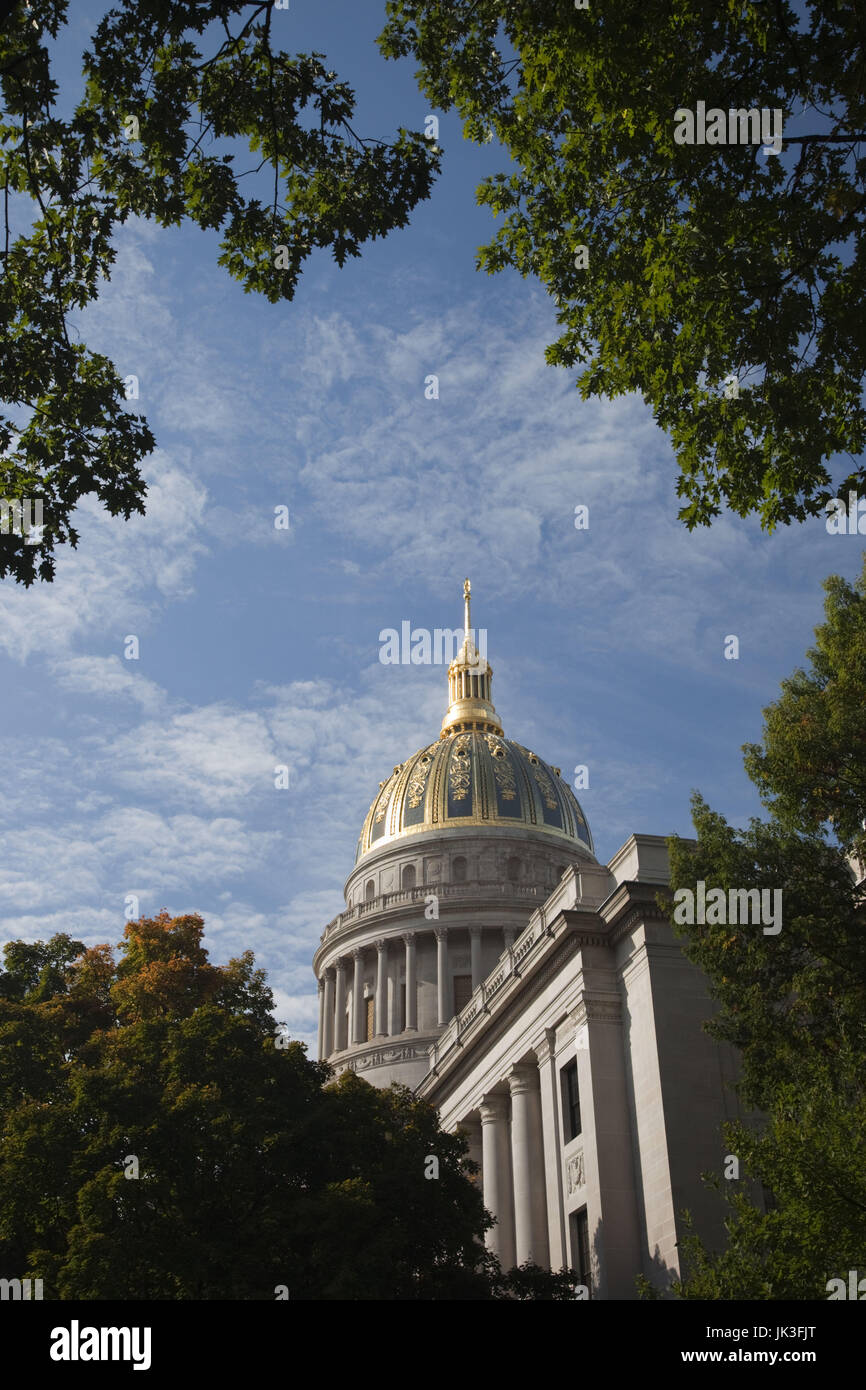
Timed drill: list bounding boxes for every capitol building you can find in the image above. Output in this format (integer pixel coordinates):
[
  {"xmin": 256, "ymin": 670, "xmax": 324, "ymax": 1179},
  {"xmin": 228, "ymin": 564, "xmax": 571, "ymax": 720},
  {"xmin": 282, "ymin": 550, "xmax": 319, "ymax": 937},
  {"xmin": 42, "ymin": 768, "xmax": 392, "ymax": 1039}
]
[{"xmin": 312, "ymin": 582, "xmax": 742, "ymax": 1298}]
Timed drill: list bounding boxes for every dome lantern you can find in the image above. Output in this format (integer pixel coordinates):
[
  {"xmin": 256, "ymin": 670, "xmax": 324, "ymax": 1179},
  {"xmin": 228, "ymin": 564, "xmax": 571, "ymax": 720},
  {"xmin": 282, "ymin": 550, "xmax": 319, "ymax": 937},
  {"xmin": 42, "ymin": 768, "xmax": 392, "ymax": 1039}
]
[
  {"xmin": 440, "ymin": 578, "xmax": 503, "ymax": 737},
  {"xmin": 351, "ymin": 580, "xmax": 594, "ymax": 869}
]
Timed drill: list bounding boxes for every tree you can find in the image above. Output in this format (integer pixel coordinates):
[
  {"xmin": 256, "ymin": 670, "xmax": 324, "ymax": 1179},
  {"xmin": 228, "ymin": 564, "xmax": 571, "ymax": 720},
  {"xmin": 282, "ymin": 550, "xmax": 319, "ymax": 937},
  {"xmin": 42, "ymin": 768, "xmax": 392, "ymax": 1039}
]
[
  {"xmin": 0, "ymin": 1, "xmax": 439, "ymax": 585},
  {"xmin": 380, "ymin": 0, "xmax": 866, "ymax": 530},
  {"xmin": 662, "ymin": 563, "xmax": 866, "ymax": 1297},
  {"xmin": 0, "ymin": 911, "xmax": 579, "ymax": 1299},
  {"xmin": 743, "ymin": 562, "xmax": 866, "ymax": 864}
]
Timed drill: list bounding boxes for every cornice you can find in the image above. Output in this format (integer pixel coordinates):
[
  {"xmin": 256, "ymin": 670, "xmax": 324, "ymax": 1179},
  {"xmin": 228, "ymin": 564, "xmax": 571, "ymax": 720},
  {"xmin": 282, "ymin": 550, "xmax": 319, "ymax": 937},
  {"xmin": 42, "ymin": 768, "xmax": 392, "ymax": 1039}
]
[{"xmin": 599, "ymin": 880, "xmax": 673, "ymax": 946}]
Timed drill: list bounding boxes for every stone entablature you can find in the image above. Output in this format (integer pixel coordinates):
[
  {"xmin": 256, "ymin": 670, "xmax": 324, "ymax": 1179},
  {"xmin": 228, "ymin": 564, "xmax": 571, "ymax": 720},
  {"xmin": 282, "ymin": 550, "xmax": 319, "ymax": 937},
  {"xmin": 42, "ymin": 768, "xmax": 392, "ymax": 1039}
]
[
  {"xmin": 319, "ymin": 880, "xmax": 547, "ymax": 948},
  {"xmin": 343, "ymin": 828, "xmax": 594, "ymax": 911},
  {"xmin": 426, "ymin": 863, "xmax": 616, "ymax": 1072}
]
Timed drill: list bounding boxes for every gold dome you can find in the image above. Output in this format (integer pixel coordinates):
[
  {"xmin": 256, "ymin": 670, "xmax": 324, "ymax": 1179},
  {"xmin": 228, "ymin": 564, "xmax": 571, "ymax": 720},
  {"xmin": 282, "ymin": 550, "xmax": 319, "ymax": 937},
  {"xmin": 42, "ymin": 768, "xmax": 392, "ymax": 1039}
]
[{"xmin": 354, "ymin": 582, "xmax": 593, "ymax": 865}]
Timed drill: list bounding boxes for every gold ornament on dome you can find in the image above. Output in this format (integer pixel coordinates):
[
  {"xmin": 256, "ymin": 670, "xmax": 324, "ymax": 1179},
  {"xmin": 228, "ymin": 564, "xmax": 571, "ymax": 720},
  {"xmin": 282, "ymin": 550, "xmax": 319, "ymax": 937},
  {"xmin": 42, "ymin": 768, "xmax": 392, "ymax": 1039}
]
[
  {"xmin": 374, "ymin": 771, "xmax": 396, "ymax": 823},
  {"xmin": 528, "ymin": 757, "xmax": 558, "ymax": 809},
  {"xmin": 449, "ymin": 734, "xmax": 472, "ymax": 801},
  {"xmin": 485, "ymin": 733, "xmax": 517, "ymax": 800},
  {"xmin": 406, "ymin": 749, "xmax": 433, "ymax": 809}
]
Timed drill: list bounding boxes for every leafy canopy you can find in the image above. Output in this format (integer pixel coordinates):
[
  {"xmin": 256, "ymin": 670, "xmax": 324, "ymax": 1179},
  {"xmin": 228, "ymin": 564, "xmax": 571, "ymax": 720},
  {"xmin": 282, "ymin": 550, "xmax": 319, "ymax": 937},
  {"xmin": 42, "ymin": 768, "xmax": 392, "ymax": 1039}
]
[
  {"xmin": 380, "ymin": 0, "xmax": 866, "ymax": 530},
  {"xmin": 743, "ymin": 563, "xmax": 866, "ymax": 863},
  {"xmin": 0, "ymin": 0, "xmax": 439, "ymax": 584}
]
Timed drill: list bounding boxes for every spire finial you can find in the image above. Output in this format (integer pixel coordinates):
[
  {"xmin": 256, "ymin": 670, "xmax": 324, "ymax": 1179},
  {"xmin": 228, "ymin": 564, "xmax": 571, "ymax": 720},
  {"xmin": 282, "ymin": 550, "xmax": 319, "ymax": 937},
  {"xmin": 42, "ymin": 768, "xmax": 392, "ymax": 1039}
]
[{"xmin": 440, "ymin": 578, "xmax": 503, "ymax": 738}]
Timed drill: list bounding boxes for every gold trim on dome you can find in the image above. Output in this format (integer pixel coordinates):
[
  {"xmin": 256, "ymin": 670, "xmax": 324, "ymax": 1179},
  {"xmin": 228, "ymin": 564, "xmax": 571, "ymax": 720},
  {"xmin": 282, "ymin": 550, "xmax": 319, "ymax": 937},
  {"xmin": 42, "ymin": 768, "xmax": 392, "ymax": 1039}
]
[
  {"xmin": 406, "ymin": 748, "xmax": 434, "ymax": 809},
  {"xmin": 520, "ymin": 745, "xmax": 559, "ymax": 810},
  {"xmin": 448, "ymin": 733, "xmax": 472, "ymax": 802},
  {"xmin": 373, "ymin": 774, "xmax": 395, "ymax": 823},
  {"xmin": 484, "ymin": 733, "xmax": 517, "ymax": 800}
]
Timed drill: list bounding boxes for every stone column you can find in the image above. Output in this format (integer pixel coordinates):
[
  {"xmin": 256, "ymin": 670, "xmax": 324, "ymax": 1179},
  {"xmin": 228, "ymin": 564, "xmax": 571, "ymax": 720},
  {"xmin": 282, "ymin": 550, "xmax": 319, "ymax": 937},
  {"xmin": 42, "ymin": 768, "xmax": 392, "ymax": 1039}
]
[
  {"xmin": 317, "ymin": 976, "xmax": 325, "ymax": 1060},
  {"xmin": 387, "ymin": 957, "xmax": 400, "ymax": 1036},
  {"xmin": 470, "ymin": 926, "xmax": 482, "ymax": 990},
  {"xmin": 352, "ymin": 948, "xmax": 364, "ymax": 1044},
  {"xmin": 460, "ymin": 1116, "xmax": 483, "ymax": 1188},
  {"xmin": 403, "ymin": 932, "xmax": 417, "ymax": 1031},
  {"xmin": 322, "ymin": 968, "xmax": 335, "ymax": 1059},
  {"xmin": 508, "ymin": 1063, "xmax": 550, "ymax": 1267},
  {"xmin": 479, "ymin": 1095, "xmax": 515, "ymax": 1269},
  {"xmin": 535, "ymin": 1029, "xmax": 566, "ymax": 1269},
  {"xmin": 436, "ymin": 927, "xmax": 450, "ymax": 1026},
  {"xmin": 334, "ymin": 958, "xmax": 347, "ymax": 1051},
  {"xmin": 571, "ymin": 970, "xmax": 641, "ymax": 1299},
  {"xmin": 375, "ymin": 938, "xmax": 388, "ymax": 1037}
]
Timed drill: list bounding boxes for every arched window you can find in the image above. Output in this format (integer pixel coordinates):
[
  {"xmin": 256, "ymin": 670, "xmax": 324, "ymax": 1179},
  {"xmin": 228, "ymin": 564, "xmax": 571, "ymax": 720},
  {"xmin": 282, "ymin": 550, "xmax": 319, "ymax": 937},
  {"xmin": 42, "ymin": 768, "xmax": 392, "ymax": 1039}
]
[
  {"xmin": 401, "ymin": 863, "xmax": 416, "ymax": 890},
  {"xmin": 453, "ymin": 856, "xmax": 467, "ymax": 883},
  {"xmin": 365, "ymin": 879, "xmax": 375, "ymax": 902},
  {"xmin": 507, "ymin": 856, "xmax": 521, "ymax": 883}
]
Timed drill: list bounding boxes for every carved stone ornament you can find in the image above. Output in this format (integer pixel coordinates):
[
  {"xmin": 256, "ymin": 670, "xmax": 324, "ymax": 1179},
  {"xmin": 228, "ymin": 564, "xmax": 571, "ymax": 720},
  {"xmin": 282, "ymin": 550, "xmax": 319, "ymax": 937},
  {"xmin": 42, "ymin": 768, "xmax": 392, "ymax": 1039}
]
[{"xmin": 566, "ymin": 1150, "xmax": 585, "ymax": 1195}]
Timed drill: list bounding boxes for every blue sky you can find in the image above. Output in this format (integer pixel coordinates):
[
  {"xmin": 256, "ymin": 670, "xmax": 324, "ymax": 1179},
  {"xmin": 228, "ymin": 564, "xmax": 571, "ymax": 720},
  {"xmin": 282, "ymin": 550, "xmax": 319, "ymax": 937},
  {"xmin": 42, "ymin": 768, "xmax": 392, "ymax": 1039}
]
[{"xmin": 1, "ymin": 1, "xmax": 862, "ymax": 1052}]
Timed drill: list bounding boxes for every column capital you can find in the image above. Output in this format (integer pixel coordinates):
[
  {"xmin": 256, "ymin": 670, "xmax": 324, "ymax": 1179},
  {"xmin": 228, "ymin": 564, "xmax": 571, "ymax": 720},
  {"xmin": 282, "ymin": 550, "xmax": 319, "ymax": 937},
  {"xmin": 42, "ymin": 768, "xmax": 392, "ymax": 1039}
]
[
  {"xmin": 318, "ymin": 976, "xmax": 325, "ymax": 993},
  {"xmin": 479, "ymin": 1093, "xmax": 508, "ymax": 1124},
  {"xmin": 402, "ymin": 930, "xmax": 416, "ymax": 947},
  {"xmin": 469, "ymin": 924, "xmax": 482, "ymax": 939},
  {"xmin": 351, "ymin": 946, "xmax": 364, "ymax": 960},
  {"xmin": 323, "ymin": 965, "xmax": 336, "ymax": 982},
  {"xmin": 532, "ymin": 1027, "xmax": 557, "ymax": 1067},
  {"xmin": 507, "ymin": 1062, "xmax": 540, "ymax": 1096},
  {"xmin": 573, "ymin": 992, "xmax": 622, "ymax": 1029},
  {"xmin": 334, "ymin": 955, "xmax": 346, "ymax": 974},
  {"xmin": 434, "ymin": 925, "xmax": 448, "ymax": 942},
  {"xmin": 375, "ymin": 937, "xmax": 388, "ymax": 954}
]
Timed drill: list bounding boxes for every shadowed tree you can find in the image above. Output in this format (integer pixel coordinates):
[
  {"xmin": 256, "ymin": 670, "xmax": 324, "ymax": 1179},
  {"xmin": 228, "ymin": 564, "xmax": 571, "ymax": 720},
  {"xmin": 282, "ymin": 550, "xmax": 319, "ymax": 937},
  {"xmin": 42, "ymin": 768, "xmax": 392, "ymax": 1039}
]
[{"xmin": 0, "ymin": 911, "xmax": 581, "ymax": 1299}]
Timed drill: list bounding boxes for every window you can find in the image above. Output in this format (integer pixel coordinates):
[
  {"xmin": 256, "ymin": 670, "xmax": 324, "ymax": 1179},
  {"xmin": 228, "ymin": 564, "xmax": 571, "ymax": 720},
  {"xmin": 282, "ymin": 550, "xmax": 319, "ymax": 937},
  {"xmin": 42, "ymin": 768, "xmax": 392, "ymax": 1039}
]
[
  {"xmin": 365, "ymin": 997, "xmax": 375, "ymax": 1041},
  {"xmin": 569, "ymin": 1209, "xmax": 591, "ymax": 1295},
  {"xmin": 365, "ymin": 879, "xmax": 375, "ymax": 902},
  {"xmin": 452, "ymin": 856, "xmax": 467, "ymax": 882},
  {"xmin": 401, "ymin": 863, "xmax": 416, "ymax": 890},
  {"xmin": 561, "ymin": 1060, "xmax": 582, "ymax": 1143},
  {"xmin": 507, "ymin": 855, "xmax": 521, "ymax": 882},
  {"xmin": 453, "ymin": 974, "xmax": 472, "ymax": 1013}
]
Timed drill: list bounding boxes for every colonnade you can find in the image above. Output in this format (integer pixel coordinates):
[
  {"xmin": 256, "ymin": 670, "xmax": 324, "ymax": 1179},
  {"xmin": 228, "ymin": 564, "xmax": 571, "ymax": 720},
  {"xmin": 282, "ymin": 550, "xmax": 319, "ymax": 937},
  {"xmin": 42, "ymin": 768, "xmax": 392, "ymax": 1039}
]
[
  {"xmin": 317, "ymin": 924, "xmax": 518, "ymax": 1058},
  {"xmin": 465, "ymin": 1060, "xmax": 551, "ymax": 1269}
]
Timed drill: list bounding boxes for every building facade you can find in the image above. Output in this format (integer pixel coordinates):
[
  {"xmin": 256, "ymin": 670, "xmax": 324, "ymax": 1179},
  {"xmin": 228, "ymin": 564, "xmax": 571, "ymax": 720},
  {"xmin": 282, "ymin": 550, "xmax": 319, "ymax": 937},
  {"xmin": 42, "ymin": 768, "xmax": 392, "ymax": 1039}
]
[{"xmin": 311, "ymin": 582, "xmax": 742, "ymax": 1297}]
